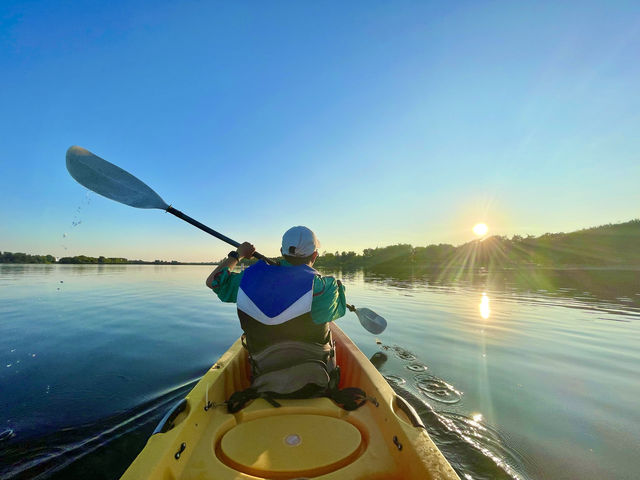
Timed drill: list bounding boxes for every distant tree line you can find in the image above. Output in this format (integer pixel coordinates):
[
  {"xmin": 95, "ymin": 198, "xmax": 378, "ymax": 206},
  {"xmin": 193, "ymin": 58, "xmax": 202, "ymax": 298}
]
[
  {"xmin": 0, "ymin": 252, "xmax": 214, "ymax": 265},
  {"xmin": 58, "ymin": 255, "xmax": 129, "ymax": 264},
  {"xmin": 3, "ymin": 219, "xmax": 639, "ymax": 268},
  {"xmin": 315, "ymin": 243, "xmax": 457, "ymax": 269},
  {"xmin": 1, "ymin": 252, "xmax": 56, "ymax": 263}
]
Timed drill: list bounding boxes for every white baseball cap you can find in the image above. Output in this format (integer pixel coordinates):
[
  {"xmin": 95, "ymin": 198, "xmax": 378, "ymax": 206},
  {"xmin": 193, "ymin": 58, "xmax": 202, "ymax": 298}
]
[{"xmin": 281, "ymin": 226, "xmax": 321, "ymax": 257}]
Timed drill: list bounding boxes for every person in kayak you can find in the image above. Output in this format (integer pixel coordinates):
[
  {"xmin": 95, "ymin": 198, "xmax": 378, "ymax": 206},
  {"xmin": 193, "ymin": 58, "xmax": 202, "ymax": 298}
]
[{"xmin": 205, "ymin": 226, "xmax": 346, "ymax": 400}]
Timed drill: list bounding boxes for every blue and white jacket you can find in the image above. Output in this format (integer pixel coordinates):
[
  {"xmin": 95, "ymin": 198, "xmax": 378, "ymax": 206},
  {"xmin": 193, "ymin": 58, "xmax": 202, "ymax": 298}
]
[{"xmin": 237, "ymin": 261, "xmax": 317, "ymax": 325}]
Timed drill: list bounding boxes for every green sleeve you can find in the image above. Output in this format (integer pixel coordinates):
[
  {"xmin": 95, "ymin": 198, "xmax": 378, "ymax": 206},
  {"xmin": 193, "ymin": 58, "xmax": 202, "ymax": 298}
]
[
  {"xmin": 209, "ymin": 268, "xmax": 243, "ymax": 303},
  {"xmin": 310, "ymin": 275, "xmax": 347, "ymax": 324}
]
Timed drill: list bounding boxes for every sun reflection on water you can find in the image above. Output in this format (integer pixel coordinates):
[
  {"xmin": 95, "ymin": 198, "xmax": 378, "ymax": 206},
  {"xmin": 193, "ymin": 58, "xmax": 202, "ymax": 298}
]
[{"xmin": 480, "ymin": 293, "xmax": 490, "ymax": 319}]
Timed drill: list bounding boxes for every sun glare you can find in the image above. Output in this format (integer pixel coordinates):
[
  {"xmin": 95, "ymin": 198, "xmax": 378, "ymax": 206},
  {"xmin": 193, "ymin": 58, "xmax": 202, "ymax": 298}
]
[{"xmin": 473, "ymin": 223, "xmax": 488, "ymax": 236}]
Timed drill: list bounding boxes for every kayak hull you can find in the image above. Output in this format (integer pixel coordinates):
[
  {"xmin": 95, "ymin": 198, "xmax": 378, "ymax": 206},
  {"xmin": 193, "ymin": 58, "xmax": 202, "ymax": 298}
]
[{"xmin": 121, "ymin": 325, "xmax": 460, "ymax": 479}]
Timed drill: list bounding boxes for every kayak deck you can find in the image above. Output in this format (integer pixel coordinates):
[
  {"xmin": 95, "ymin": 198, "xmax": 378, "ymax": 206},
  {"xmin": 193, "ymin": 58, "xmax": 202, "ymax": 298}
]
[{"xmin": 121, "ymin": 325, "xmax": 460, "ymax": 479}]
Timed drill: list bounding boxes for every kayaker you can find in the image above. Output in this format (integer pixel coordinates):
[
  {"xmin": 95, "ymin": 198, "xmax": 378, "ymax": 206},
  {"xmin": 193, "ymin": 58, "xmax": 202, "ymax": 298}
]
[{"xmin": 205, "ymin": 226, "xmax": 346, "ymax": 398}]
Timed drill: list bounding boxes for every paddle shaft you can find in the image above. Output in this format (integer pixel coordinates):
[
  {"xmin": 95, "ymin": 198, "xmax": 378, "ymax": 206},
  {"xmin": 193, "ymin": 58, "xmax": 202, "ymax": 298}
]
[{"xmin": 166, "ymin": 206, "xmax": 274, "ymax": 264}]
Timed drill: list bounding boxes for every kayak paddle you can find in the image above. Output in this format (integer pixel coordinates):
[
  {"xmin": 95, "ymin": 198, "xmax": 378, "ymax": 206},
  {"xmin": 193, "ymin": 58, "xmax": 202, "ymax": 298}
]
[
  {"xmin": 348, "ymin": 305, "xmax": 387, "ymax": 335},
  {"xmin": 65, "ymin": 145, "xmax": 387, "ymax": 334},
  {"xmin": 65, "ymin": 146, "xmax": 273, "ymax": 264}
]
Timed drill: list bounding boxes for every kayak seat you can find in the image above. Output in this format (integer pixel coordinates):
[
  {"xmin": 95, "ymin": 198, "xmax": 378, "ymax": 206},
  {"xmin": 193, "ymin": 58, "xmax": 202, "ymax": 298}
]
[{"xmin": 227, "ymin": 329, "xmax": 371, "ymax": 412}]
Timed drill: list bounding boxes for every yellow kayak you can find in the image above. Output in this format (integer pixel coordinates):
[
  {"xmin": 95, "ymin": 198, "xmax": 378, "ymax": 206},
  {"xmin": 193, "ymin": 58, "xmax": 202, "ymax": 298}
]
[{"xmin": 121, "ymin": 325, "xmax": 460, "ymax": 479}]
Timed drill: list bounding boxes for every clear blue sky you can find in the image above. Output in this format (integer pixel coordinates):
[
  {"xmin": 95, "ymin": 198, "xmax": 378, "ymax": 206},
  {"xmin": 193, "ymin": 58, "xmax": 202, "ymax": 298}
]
[{"xmin": 1, "ymin": 0, "xmax": 639, "ymax": 262}]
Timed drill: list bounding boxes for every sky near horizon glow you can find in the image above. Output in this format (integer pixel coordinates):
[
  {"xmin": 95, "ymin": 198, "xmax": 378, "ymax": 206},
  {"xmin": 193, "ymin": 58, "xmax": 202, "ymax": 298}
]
[{"xmin": 1, "ymin": 0, "xmax": 639, "ymax": 262}]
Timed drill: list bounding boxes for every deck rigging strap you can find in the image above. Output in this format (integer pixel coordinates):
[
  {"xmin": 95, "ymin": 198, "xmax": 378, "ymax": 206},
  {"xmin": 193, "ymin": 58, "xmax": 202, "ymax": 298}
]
[{"xmin": 226, "ymin": 368, "xmax": 372, "ymax": 413}]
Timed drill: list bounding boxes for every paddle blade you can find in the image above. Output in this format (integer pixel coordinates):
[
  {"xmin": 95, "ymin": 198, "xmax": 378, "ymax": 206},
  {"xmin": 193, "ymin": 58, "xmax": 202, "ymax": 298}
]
[
  {"xmin": 355, "ymin": 307, "xmax": 387, "ymax": 335},
  {"xmin": 66, "ymin": 146, "xmax": 169, "ymax": 210}
]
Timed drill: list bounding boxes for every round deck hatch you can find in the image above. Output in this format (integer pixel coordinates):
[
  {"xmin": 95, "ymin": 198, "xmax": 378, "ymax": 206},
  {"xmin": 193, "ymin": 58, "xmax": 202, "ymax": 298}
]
[{"xmin": 219, "ymin": 414, "xmax": 362, "ymax": 476}]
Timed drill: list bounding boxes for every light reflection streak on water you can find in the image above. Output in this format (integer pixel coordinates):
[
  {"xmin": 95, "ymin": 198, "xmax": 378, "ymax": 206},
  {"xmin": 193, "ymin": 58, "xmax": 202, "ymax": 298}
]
[
  {"xmin": 480, "ymin": 292, "xmax": 491, "ymax": 319},
  {"xmin": 476, "ymin": 291, "xmax": 495, "ymax": 439}
]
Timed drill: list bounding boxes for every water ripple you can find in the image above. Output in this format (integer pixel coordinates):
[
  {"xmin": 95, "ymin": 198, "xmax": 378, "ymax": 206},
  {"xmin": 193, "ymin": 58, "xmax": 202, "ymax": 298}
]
[
  {"xmin": 394, "ymin": 387, "xmax": 531, "ymax": 480},
  {"xmin": 0, "ymin": 380, "xmax": 195, "ymax": 480},
  {"xmin": 415, "ymin": 373, "xmax": 463, "ymax": 404},
  {"xmin": 382, "ymin": 374, "xmax": 406, "ymax": 386}
]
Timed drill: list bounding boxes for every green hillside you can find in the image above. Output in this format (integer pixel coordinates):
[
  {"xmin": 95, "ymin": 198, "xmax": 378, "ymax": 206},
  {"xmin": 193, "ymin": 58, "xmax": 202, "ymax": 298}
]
[{"xmin": 316, "ymin": 219, "xmax": 640, "ymax": 269}]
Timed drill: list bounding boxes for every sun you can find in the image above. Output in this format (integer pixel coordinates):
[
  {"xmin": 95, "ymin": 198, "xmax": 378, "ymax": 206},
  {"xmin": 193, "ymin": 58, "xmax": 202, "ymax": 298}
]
[{"xmin": 473, "ymin": 223, "xmax": 488, "ymax": 236}]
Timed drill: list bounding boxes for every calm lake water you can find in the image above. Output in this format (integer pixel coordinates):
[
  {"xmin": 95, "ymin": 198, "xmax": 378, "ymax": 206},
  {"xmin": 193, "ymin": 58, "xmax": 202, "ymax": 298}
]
[{"xmin": 1, "ymin": 264, "xmax": 639, "ymax": 479}]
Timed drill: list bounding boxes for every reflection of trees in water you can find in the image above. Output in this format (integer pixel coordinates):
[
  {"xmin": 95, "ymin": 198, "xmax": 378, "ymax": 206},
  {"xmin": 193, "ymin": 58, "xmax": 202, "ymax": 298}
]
[
  {"xmin": 0, "ymin": 264, "xmax": 58, "ymax": 276},
  {"xmin": 327, "ymin": 265, "xmax": 640, "ymax": 311}
]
